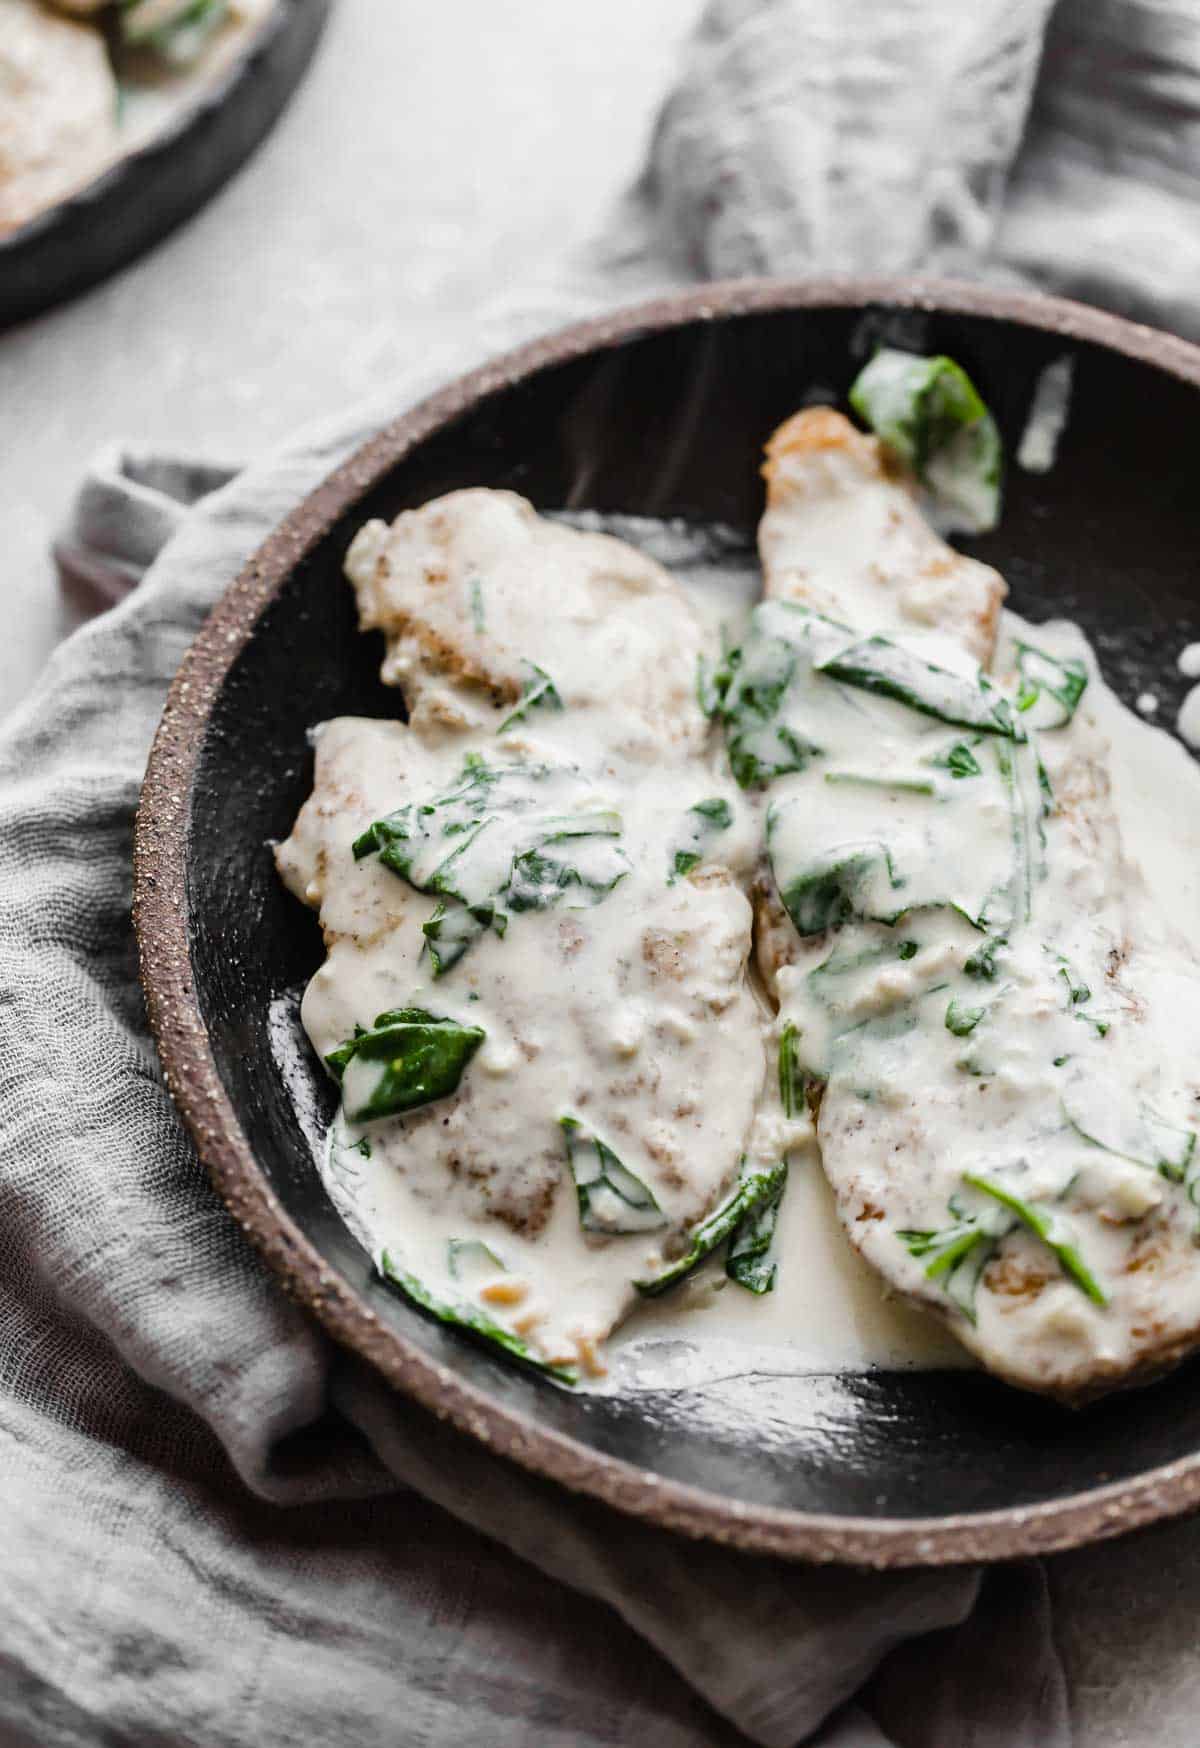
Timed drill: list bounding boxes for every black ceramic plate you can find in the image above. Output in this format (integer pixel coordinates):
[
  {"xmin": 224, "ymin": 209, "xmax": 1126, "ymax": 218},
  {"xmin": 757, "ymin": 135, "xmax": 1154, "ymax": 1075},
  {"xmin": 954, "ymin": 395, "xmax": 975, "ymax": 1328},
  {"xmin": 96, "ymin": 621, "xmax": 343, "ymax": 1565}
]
[
  {"xmin": 136, "ymin": 280, "xmax": 1200, "ymax": 1565},
  {"xmin": 0, "ymin": 0, "xmax": 328, "ymax": 330}
]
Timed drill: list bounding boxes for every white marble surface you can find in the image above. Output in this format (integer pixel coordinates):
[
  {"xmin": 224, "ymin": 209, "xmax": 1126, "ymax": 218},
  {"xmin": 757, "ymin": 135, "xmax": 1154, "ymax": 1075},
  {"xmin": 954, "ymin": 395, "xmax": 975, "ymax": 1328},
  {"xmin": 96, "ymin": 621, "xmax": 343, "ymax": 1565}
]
[{"xmin": 0, "ymin": 0, "xmax": 700, "ymax": 713}]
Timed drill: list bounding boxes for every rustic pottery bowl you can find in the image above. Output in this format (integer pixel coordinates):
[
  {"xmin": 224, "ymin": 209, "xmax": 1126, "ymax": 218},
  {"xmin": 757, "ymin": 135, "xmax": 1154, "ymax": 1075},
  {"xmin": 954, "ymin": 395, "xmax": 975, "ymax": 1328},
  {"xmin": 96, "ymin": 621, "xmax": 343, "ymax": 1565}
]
[
  {"xmin": 0, "ymin": 0, "xmax": 329, "ymax": 329},
  {"xmin": 135, "ymin": 278, "xmax": 1200, "ymax": 1565}
]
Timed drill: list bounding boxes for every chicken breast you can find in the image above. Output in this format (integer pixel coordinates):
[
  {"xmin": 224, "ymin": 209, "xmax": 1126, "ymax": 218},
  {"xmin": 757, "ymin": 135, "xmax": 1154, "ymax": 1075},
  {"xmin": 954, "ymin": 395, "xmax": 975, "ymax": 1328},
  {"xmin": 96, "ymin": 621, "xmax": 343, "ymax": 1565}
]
[
  {"xmin": 753, "ymin": 406, "xmax": 1200, "ymax": 1400},
  {"xmin": 278, "ymin": 493, "xmax": 783, "ymax": 1378},
  {"xmin": 760, "ymin": 407, "xmax": 1006, "ymax": 668},
  {"xmin": 0, "ymin": 0, "xmax": 118, "ymax": 237},
  {"xmin": 344, "ymin": 489, "xmax": 709, "ymax": 762}
]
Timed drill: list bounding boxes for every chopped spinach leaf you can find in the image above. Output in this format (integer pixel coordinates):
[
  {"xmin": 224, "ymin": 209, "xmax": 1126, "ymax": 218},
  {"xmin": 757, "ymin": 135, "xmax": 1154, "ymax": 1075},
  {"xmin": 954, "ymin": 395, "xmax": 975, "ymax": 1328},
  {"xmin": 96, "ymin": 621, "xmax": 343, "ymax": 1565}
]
[
  {"xmin": 468, "ymin": 576, "xmax": 486, "ymax": 633},
  {"xmin": 823, "ymin": 770, "xmax": 938, "ymax": 796},
  {"xmin": 325, "ymin": 1024, "xmax": 366, "ymax": 1080},
  {"xmin": 726, "ymin": 1170, "xmax": 787, "ymax": 1294},
  {"xmin": 327, "ymin": 1007, "xmax": 484, "ymax": 1123},
  {"xmin": 355, "ymin": 757, "xmax": 630, "ymax": 971},
  {"xmin": 945, "ymin": 999, "xmax": 986, "ymax": 1037},
  {"xmin": 693, "ymin": 797, "xmax": 734, "ymax": 826},
  {"xmin": 379, "ymin": 1251, "xmax": 575, "ymax": 1383},
  {"xmin": 927, "ymin": 738, "xmax": 983, "ymax": 779},
  {"xmin": 963, "ymin": 1172, "xmax": 1108, "ymax": 1305},
  {"xmin": 120, "ymin": 0, "xmax": 230, "ymax": 59},
  {"xmin": 1014, "ymin": 641, "xmax": 1088, "ymax": 731},
  {"xmin": 849, "ymin": 348, "xmax": 1002, "ymax": 534},
  {"xmin": 559, "ymin": 1117, "xmax": 667, "ymax": 1235},
  {"xmin": 1038, "ymin": 757, "xmax": 1056, "ymax": 816},
  {"xmin": 1184, "ymin": 1149, "xmax": 1200, "ymax": 1235},
  {"xmin": 497, "ymin": 661, "xmax": 563, "ymax": 734},
  {"xmin": 980, "ymin": 734, "xmax": 1044, "ymax": 935},
  {"xmin": 635, "ymin": 1159, "xmax": 789, "ymax": 1297},
  {"xmin": 696, "ymin": 653, "xmax": 726, "ymax": 719},
  {"xmin": 779, "ymin": 1023, "xmax": 805, "ymax": 1117},
  {"xmin": 965, "ymin": 937, "xmax": 1004, "ymax": 979},
  {"xmin": 423, "ymin": 900, "xmax": 494, "ymax": 977},
  {"xmin": 697, "ymin": 625, "xmax": 739, "ymax": 720},
  {"xmin": 1064, "ymin": 1090, "xmax": 1196, "ymax": 1181},
  {"xmin": 1056, "ymin": 959, "xmax": 1090, "ymax": 1006},
  {"xmin": 507, "ymin": 835, "xmax": 628, "ymax": 911},
  {"xmin": 899, "ymin": 1193, "xmax": 1014, "ymax": 1322},
  {"xmin": 897, "ymin": 941, "xmax": 920, "ymax": 961},
  {"xmin": 1045, "ymin": 949, "xmax": 1109, "ymax": 1038},
  {"xmin": 352, "ymin": 757, "xmax": 503, "ymax": 876},
  {"xmin": 774, "ymin": 839, "xmax": 903, "ymax": 937},
  {"xmin": 670, "ymin": 796, "xmax": 734, "ymax": 881},
  {"xmin": 816, "ymin": 636, "xmax": 1015, "ymax": 738},
  {"xmin": 712, "ymin": 632, "xmax": 821, "ymax": 788}
]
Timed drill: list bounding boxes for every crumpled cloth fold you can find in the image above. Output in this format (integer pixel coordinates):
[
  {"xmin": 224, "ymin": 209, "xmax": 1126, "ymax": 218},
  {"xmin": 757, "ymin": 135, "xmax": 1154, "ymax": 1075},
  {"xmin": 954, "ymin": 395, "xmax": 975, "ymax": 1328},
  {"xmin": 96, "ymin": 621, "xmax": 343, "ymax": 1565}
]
[
  {"xmin": 30, "ymin": 395, "xmax": 992, "ymax": 1748},
  {"xmin": 13, "ymin": 1, "xmax": 1200, "ymax": 1743}
]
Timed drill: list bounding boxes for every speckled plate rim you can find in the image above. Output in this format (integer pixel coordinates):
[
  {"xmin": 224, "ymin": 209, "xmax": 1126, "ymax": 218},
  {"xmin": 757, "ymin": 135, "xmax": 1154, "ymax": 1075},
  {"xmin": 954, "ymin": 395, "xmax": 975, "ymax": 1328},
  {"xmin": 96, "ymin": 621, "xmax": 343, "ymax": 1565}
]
[{"xmin": 135, "ymin": 275, "xmax": 1200, "ymax": 1567}]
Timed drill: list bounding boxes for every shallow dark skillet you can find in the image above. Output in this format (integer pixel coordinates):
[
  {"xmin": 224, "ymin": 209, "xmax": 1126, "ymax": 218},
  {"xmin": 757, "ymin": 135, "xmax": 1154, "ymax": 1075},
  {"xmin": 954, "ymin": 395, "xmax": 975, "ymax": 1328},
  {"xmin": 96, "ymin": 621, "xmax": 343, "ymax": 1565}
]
[
  {"xmin": 134, "ymin": 278, "xmax": 1200, "ymax": 1566},
  {"xmin": 0, "ymin": 0, "xmax": 329, "ymax": 330}
]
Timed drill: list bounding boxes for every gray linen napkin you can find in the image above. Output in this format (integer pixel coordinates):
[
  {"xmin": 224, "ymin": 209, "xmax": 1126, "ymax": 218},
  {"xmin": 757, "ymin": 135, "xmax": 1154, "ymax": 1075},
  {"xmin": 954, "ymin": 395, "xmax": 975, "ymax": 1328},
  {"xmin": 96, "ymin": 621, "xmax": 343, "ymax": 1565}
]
[
  {"xmin": 11, "ymin": 2, "xmax": 1200, "ymax": 1744},
  {"xmin": 639, "ymin": 0, "xmax": 1200, "ymax": 337},
  {"xmin": 27, "ymin": 391, "xmax": 990, "ymax": 1748}
]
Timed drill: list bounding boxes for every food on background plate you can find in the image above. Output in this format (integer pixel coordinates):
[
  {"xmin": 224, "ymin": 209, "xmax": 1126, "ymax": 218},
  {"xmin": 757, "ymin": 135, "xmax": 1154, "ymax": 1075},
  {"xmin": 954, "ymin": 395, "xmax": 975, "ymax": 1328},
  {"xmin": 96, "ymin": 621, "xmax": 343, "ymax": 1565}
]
[
  {"xmin": 0, "ymin": 0, "xmax": 273, "ymax": 238},
  {"xmin": 0, "ymin": 0, "xmax": 118, "ymax": 235},
  {"xmin": 276, "ymin": 344, "xmax": 1200, "ymax": 1404}
]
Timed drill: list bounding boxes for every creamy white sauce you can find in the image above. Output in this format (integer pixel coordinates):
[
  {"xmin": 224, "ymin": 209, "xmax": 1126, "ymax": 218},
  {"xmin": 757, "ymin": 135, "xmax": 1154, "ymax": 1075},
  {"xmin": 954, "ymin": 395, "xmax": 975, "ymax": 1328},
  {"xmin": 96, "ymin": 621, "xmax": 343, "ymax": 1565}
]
[
  {"xmin": 610, "ymin": 1137, "xmax": 968, "ymax": 1380},
  {"xmin": 1178, "ymin": 643, "xmax": 1200, "ymax": 678},
  {"xmin": 1016, "ymin": 356, "xmax": 1074, "ymax": 475},
  {"xmin": 278, "ymin": 472, "xmax": 1200, "ymax": 1394},
  {"xmin": 1137, "ymin": 693, "xmax": 1159, "ymax": 717},
  {"xmin": 1177, "ymin": 685, "xmax": 1200, "ymax": 749}
]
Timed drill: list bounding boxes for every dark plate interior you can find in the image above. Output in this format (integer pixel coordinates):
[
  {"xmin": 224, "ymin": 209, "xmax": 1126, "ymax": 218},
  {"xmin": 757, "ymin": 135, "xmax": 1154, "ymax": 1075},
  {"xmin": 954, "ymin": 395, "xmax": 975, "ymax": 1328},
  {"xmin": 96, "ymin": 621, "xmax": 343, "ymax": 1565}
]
[
  {"xmin": 0, "ymin": 0, "xmax": 329, "ymax": 330},
  {"xmin": 149, "ymin": 285, "xmax": 1200, "ymax": 1561}
]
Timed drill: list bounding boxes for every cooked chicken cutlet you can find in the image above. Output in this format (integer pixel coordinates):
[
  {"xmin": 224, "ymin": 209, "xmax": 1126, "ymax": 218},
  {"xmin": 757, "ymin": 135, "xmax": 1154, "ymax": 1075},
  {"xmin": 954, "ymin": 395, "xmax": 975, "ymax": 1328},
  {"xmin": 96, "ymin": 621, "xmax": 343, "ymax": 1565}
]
[
  {"xmin": 0, "ymin": 0, "xmax": 118, "ymax": 236},
  {"xmin": 760, "ymin": 407, "xmax": 1006, "ymax": 668},
  {"xmin": 344, "ymin": 489, "xmax": 709, "ymax": 761},
  {"xmin": 278, "ymin": 492, "xmax": 782, "ymax": 1378},
  {"xmin": 752, "ymin": 407, "xmax": 1200, "ymax": 1400}
]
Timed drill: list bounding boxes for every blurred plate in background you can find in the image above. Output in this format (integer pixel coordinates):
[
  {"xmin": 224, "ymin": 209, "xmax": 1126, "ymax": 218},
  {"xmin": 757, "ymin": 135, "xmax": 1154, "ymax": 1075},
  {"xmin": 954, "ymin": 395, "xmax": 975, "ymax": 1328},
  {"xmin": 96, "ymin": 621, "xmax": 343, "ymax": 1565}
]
[{"xmin": 0, "ymin": 0, "xmax": 329, "ymax": 329}]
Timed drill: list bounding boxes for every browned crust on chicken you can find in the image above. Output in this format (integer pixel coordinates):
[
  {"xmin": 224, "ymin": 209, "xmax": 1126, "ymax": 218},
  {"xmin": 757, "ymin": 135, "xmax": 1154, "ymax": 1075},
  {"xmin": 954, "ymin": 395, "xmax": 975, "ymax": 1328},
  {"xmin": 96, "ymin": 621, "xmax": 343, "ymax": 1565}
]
[{"xmin": 763, "ymin": 404, "xmax": 896, "ymax": 486}]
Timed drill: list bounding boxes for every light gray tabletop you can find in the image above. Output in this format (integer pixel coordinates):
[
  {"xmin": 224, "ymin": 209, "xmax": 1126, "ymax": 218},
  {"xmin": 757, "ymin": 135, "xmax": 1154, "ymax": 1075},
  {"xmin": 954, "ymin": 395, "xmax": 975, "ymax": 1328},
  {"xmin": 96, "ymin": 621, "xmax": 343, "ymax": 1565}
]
[{"xmin": 0, "ymin": 0, "xmax": 699, "ymax": 715}]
